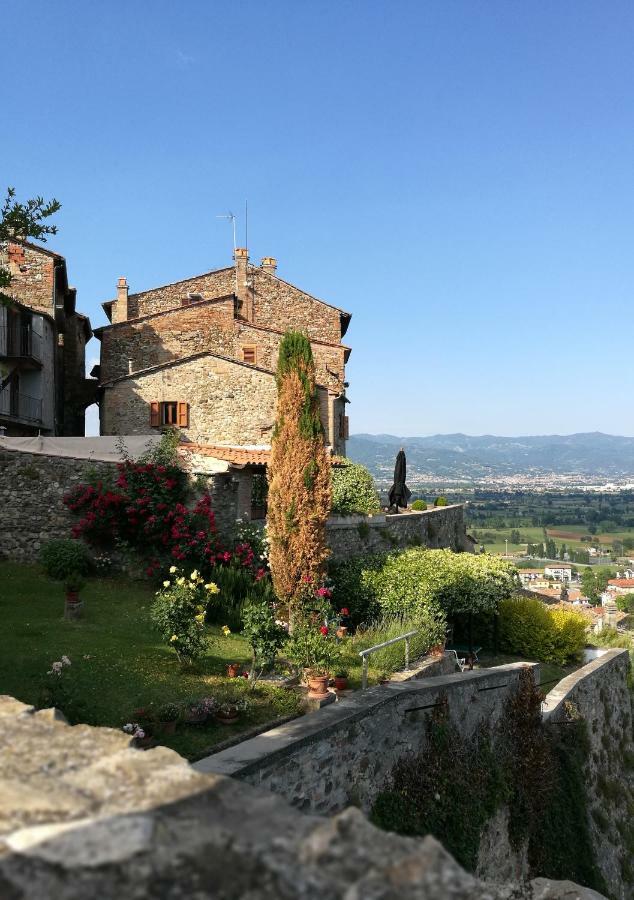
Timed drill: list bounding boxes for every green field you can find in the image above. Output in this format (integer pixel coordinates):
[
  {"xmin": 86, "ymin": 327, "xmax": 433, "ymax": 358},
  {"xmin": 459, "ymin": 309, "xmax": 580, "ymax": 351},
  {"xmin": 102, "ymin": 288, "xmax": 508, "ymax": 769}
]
[{"xmin": 470, "ymin": 524, "xmax": 634, "ymax": 557}]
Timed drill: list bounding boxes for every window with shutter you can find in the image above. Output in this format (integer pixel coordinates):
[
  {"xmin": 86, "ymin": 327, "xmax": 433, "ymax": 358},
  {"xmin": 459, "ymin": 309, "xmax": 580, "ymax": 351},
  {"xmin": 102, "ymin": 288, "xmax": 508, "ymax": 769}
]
[
  {"xmin": 242, "ymin": 346, "xmax": 257, "ymax": 365},
  {"xmin": 150, "ymin": 401, "xmax": 160, "ymax": 427},
  {"xmin": 177, "ymin": 401, "xmax": 189, "ymax": 428},
  {"xmin": 339, "ymin": 415, "xmax": 349, "ymax": 440}
]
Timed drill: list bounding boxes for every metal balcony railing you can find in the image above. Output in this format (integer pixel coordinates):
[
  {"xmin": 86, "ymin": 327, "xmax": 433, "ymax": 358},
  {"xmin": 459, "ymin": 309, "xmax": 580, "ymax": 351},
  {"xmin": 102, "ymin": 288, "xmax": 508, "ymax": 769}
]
[
  {"xmin": 358, "ymin": 629, "xmax": 418, "ymax": 689},
  {"xmin": 0, "ymin": 387, "xmax": 43, "ymax": 423},
  {"xmin": 0, "ymin": 325, "xmax": 42, "ymax": 362}
]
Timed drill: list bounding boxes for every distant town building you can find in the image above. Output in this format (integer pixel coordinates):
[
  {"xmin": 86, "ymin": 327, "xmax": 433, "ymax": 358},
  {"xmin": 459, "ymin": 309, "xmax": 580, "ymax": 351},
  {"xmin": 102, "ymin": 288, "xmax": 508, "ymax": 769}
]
[
  {"xmin": 544, "ymin": 563, "xmax": 572, "ymax": 582},
  {"xmin": 0, "ymin": 240, "xmax": 94, "ymax": 435}
]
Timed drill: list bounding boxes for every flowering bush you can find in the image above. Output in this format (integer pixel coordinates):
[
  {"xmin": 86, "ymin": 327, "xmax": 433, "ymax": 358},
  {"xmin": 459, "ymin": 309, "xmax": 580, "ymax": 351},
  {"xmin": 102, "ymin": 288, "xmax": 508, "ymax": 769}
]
[
  {"xmin": 240, "ymin": 600, "xmax": 288, "ymax": 682},
  {"xmin": 64, "ymin": 460, "xmax": 222, "ymax": 577},
  {"xmin": 150, "ymin": 568, "xmax": 219, "ymax": 664},
  {"xmin": 285, "ymin": 622, "xmax": 342, "ymax": 676},
  {"xmin": 40, "ymin": 540, "xmax": 92, "ymax": 582}
]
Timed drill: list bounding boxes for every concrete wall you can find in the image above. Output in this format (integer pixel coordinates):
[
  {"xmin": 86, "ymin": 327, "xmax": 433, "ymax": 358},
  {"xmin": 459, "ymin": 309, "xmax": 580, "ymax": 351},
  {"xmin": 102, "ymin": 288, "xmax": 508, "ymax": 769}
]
[
  {"xmin": 326, "ymin": 504, "xmax": 471, "ymax": 560},
  {"xmin": 195, "ymin": 662, "xmax": 537, "ymax": 815}
]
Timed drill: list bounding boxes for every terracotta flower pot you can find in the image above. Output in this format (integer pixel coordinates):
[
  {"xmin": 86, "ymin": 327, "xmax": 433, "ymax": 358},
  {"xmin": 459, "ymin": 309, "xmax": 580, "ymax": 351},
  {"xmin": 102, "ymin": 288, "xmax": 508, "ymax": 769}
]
[
  {"xmin": 215, "ymin": 707, "xmax": 239, "ymax": 724},
  {"xmin": 430, "ymin": 642, "xmax": 446, "ymax": 657},
  {"xmin": 336, "ymin": 626, "xmax": 348, "ymax": 639},
  {"xmin": 334, "ymin": 676, "xmax": 348, "ymax": 692},
  {"xmin": 307, "ymin": 674, "xmax": 330, "ymax": 699},
  {"xmin": 227, "ymin": 663, "xmax": 241, "ymax": 678}
]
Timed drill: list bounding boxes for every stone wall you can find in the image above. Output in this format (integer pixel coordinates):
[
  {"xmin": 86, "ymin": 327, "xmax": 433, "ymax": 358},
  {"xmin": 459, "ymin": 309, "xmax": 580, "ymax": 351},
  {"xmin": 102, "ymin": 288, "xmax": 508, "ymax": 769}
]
[
  {"xmin": 0, "ymin": 694, "xmax": 600, "ymax": 899},
  {"xmin": 0, "ymin": 448, "xmax": 240, "ymax": 560},
  {"xmin": 252, "ymin": 268, "xmax": 345, "ymax": 344},
  {"xmin": 125, "ymin": 267, "xmax": 237, "ymax": 319},
  {"xmin": 0, "ymin": 449, "xmax": 117, "ymax": 559},
  {"xmin": 326, "ymin": 504, "xmax": 472, "ymax": 561},
  {"xmin": 100, "ymin": 298, "xmax": 235, "ymax": 383},
  {"xmin": 0, "ymin": 241, "xmax": 55, "ymax": 315},
  {"xmin": 195, "ymin": 662, "xmax": 537, "ymax": 815},
  {"xmin": 542, "ymin": 648, "xmax": 634, "ymax": 900}
]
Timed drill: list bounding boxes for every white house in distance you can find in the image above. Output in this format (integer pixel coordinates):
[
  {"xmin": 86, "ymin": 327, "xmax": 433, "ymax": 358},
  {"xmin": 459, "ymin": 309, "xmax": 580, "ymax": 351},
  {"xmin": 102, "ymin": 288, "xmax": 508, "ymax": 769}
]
[{"xmin": 544, "ymin": 563, "xmax": 572, "ymax": 582}]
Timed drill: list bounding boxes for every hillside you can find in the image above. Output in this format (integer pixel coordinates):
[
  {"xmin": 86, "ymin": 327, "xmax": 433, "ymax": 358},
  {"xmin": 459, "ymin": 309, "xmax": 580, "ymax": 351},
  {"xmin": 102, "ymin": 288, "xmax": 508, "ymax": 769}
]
[{"xmin": 347, "ymin": 432, "xmax": 634, "ymax": 483}]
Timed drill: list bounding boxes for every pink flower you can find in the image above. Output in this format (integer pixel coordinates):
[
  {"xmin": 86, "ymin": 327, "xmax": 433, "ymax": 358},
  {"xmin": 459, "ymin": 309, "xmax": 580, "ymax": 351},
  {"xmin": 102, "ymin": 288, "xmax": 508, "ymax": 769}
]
[{"xmin": 340, "ymin": 607, "xmax": 349, "ymax": 616}]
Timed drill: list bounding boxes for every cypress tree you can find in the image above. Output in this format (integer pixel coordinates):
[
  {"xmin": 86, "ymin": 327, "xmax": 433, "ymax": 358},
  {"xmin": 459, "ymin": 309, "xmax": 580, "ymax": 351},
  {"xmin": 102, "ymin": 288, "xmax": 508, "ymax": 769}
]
[{"xmin": 267, "ymin": 331, "xmax": 332, "ymax": 620}]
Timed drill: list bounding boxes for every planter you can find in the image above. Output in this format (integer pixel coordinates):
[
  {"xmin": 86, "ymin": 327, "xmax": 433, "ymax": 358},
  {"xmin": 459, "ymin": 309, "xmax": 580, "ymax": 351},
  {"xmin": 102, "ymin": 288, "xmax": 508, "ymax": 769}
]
[
  {"xmin": 226, "ymin": 663, "xmax": 241, "ymax": 678},
  {"xmin": 430, "ymin": 642, "xmax": 446, "ymax": 657},
  {"xmin": 334, "ymin": 676, "xmax": 348, "ymax": 692},
  {"xmin": 64, "ymin": 590, "xmax": 82, "ymax": 620},
  {"xmin": 307, "ymin": 674, "xmax": 330, "ymax": 700},
  {"xmin": 183, "ymin": 709, "xmax": 208, "ymax": 725},
  {"xmin": 336, "ymin": 626, "xmax": 348, "ymax": 639},
  {"xmin": 215, "ymin": 708, "xmax": 239, "ymax": 725}
]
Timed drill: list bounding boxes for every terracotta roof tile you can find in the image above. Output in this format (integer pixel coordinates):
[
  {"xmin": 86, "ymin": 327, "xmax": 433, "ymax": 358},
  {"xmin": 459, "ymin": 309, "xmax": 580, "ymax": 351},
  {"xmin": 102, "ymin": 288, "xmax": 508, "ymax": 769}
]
[{"xmin": 179, "ymin": 443, "xmax": 270, "ymax": 466}]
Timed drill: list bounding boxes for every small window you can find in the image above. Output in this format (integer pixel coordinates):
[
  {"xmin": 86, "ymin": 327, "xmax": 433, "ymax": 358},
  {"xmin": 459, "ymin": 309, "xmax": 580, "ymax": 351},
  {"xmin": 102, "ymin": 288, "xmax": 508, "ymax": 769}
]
[
  {"xmin": 242, "ymin": 345, "xmax": 257, "ymax": 365},
  {"xmin": 149, "ymin": 401, "xmax": 189, "ymax": 428}
]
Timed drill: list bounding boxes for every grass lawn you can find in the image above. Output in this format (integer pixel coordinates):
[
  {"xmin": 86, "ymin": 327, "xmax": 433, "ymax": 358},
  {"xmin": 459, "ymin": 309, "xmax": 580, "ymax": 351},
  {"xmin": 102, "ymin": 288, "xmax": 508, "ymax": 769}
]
[
  {"xmin": 0, "ymin": 562, "xmax": 302, "ymax": 760},
  {"xmin": 473, "ymin": 523, "xmax": 634, "ymax": 556}
]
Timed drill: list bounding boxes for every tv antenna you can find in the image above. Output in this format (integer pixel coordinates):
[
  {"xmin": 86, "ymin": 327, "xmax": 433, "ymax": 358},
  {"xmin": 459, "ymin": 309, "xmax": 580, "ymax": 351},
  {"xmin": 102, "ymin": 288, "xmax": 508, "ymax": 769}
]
[{"xmin": 216, "ymin": 211, "xmax": 238, "ymax": 292}]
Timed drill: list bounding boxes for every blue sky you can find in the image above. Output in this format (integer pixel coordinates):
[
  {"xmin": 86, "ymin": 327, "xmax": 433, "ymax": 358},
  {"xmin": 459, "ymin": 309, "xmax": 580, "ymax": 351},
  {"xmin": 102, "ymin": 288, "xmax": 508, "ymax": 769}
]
[{"xmin": 4, "ymin": 1, "xmax": 634, "ymax": 436}]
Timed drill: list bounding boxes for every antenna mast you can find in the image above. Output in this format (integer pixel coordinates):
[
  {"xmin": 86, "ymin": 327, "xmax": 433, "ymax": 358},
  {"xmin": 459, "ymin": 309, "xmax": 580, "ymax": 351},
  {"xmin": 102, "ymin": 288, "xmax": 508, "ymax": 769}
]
[{"xmin": 216, "ymin": 211, "xmax": 238, "ymax": 292}]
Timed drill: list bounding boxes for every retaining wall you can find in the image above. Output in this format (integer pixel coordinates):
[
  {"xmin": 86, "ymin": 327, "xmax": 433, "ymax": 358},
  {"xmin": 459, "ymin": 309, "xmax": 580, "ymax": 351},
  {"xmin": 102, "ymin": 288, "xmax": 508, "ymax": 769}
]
[
  {"xmin": 326, "ymin": 504, "xmax": 472, "ymax": 561},
  {"xmin": 195, "ymin": 661, "xmax": 538, "ymax": 815}
]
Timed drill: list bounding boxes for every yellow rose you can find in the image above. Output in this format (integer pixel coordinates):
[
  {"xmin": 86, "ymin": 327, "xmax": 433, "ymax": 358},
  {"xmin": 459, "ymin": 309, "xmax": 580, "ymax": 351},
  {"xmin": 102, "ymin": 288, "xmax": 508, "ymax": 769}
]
[
  {"xmin": 169, "ymin": 566, "xmax": 177, "ymax": 574},
  {"xmin": 195, "ymin": 613, "xmax": 205, "ymax": 623},
  {"xmin": 176, "ymin": 577, "xmax": 185, "ymax": 586},
  {"xmin": 170, "ymin": 634, "xmax": 178, "ymax": 642},
  {"xmin": 190, "ymin": 570, "xmax": 199, "ymax": 581},
  {"xmin": 205, "ymin": 582, "xmax": 219, "ymax": 594},
  {"xmin": 163, "ymin": 580, "xmax": 170, "ymax": 588},
  {"xmin": 221, "ymin": 625, "xmax": 231, "ymax": 636}
]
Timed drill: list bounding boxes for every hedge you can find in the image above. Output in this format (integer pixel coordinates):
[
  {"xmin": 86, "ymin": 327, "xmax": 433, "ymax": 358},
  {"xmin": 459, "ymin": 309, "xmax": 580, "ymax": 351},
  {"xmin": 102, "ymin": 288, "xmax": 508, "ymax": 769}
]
[{"xmin": 331, "ymin": 458, "xmax": 381, "ymax": 516}]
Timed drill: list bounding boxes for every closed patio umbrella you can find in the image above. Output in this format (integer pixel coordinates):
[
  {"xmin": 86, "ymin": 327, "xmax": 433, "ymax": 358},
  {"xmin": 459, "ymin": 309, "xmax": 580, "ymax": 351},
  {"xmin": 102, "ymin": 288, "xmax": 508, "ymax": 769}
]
[{"xmin": 388, "ymin": 448, "xmax": 411, "ymax": 513}]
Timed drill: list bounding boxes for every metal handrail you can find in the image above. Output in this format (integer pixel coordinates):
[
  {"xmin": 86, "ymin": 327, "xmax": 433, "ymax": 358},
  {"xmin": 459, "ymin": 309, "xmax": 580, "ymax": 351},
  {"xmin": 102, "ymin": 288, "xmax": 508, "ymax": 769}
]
[{"xmin": 358, "ymin": 629, "xmax": 418, "ymax": 690}]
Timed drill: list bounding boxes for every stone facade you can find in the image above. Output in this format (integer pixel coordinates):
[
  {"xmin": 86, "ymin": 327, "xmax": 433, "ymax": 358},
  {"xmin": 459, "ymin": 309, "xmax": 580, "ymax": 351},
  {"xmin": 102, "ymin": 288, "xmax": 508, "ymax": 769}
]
[
  {"xmin": 0, "ymin": 693, "xmax": 606, "ymax": 899},
  {"xmin": 97, "ymin": 251, "xmax": 350, "ymax": 454},
  {"xmin": 0, "ymin": 240, "xmax": 94, "ymax": 436}
]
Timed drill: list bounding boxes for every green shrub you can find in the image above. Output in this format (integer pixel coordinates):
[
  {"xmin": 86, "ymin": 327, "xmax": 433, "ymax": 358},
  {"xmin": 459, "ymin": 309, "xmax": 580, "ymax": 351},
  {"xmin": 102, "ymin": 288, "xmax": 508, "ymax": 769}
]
[
  {"xmin": 329, "ymin": 549, "xmax": 517, "ymax": 626},
  {"xmin": 207, "ymin": 567, "xmax": 276, "ymax": 631},
  {"xmin": 241, "ymin": 599, "xmax": 287, "ymax": 681},
  {"xmin": 151, "ymin": 568, "xmax": 218, "ymax": 664},
  {"xmin": 411, "ymin": 499, "xmax": 427, "ymax": 511},
  {"xmin": 285, "ymin": 622, "xmax": 342, "ymax": 675},
  {"xmin": 331, "ymin": 458, "xmax": 381, "ymax": 516},
  {"xmin": 498, "ymin": 597, "xmax": 586, "ymax": 665},
  {"xmin": 434, "ymin": 496, "xmax": 448, "ymax": 507},
  {"xmin": 40, "ymin": 540, "xmax": 92, "ymax": 582}
]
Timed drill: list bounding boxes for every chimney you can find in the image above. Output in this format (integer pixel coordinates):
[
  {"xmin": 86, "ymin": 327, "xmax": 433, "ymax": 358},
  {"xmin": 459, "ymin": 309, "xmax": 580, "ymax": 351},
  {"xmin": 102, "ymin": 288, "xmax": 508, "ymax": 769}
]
[
  {"xmin": 234, "ymin": 248, "xmax": 253, "ymax": 321},
  {"xmin": 261, "ymin": 256, "xmax": 277, "ymax": 275},
  {"xmin": 112, "ymin": 276, "xmax": 129, "ymax": 324}
]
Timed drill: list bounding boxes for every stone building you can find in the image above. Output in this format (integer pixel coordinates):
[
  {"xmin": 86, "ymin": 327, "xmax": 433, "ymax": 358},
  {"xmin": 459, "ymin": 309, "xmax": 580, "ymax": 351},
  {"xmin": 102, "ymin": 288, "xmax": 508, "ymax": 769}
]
[
  {"xmin": 0, "ymin": 240, "xmax": 95, "ymax": 436},
  {"xmin": 94, "ymin": 249, "xmax": 351, "ymax": 515}
]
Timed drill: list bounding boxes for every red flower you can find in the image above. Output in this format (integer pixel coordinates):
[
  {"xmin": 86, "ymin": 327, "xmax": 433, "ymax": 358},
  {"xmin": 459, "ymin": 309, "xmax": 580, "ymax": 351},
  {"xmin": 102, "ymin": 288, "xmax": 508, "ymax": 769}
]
[
  {"xmin": 320, "ymin": 626, "xmax": 329, "ymax": 636},
  {"xmin": 340, "ymin": 608, "xmax": 349, "ymax": 616}
]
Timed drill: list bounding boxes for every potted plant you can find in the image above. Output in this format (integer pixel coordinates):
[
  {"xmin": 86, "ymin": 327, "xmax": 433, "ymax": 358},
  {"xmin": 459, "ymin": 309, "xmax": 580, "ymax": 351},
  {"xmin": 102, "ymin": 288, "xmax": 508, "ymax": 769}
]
[
  {"xmin": 285, "ymin": 623, "xmax": 342, "ymax": 700},
  {"xmin": 336, "ymin": 607, "xmax": 351, "ymax": 639},
  {"xmin": 183, "ymin": 697, "xmax": 215, "ymax": 724},
  {"xmin": 40, "ymin": 539, "xmax": 92, "ymax": 620},
  {"xmin": 334, "ymin": 669, "xmax": 349, "ymax": 692},
  {"xmin": 156, "ymin": 702, "xmax": 180, "ymax": 735},
  {"xmin": 215, "ymin": 698, "xmax": 247, "ymax": 724}
]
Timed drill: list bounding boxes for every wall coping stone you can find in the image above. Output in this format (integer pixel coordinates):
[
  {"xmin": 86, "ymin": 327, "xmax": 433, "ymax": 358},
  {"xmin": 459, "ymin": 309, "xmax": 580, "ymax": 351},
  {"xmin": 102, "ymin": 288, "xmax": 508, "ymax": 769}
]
[
  {"xmin": 541, "ymin": 647, "xmax": 629, "ymax": 721},
  {"xmin": 194, "ymin": 662, "xmax": 537, "ymax": 778}
]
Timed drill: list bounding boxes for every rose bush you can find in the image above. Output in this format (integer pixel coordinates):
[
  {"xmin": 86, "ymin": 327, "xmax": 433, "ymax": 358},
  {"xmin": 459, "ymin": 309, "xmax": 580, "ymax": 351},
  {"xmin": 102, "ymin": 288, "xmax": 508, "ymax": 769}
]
[{"xmin": 151, "ymin": 568, "xmax": 219, "ymax": 664}]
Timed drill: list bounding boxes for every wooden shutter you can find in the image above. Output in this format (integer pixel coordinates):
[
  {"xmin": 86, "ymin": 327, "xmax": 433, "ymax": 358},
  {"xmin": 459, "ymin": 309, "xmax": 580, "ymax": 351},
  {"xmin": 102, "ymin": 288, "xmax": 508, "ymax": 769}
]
[
  {"xmin": 177, "ymin": 401, "xmax": 190, "ymax": 428},
  {"xmin": 343, "ymin": 415, "xmax": 349, "ymax": 440},
  {"xmin": 149, "ymin": 401, "xmax": 160, "ymax": 427},
  {"xmin": 242, "ymin": 346, "xmax": 256, "ymax": 365}
]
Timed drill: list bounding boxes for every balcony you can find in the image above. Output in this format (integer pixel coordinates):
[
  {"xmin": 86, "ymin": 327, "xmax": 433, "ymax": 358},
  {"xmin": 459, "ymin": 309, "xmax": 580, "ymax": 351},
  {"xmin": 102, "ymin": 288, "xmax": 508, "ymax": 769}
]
[
  {"xmin": 0, "ymin": 325, "xmax": 42, "ymax": 368},
  {"xmin": 0, "ymin": 387, "xmax": 43, "ymax": 424}
]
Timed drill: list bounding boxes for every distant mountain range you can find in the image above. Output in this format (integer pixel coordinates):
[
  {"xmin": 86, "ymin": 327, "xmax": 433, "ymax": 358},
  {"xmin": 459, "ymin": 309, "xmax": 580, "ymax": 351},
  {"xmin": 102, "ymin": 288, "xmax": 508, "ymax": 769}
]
[{"xmin": 347, "ymin": 432, "xmax": 634, "ymax": 483}]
